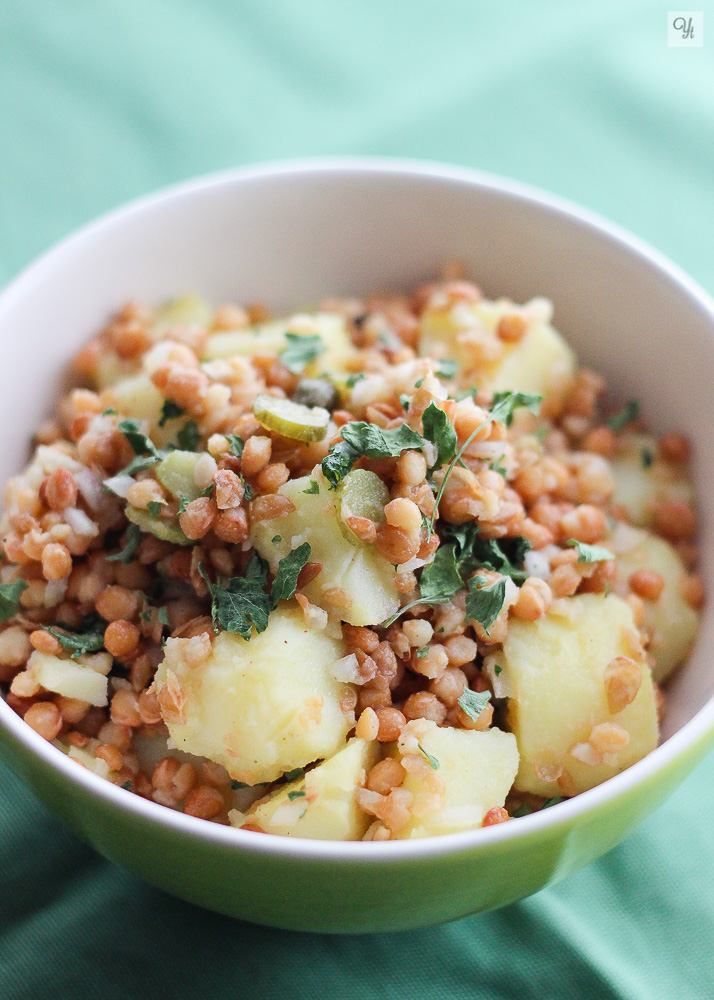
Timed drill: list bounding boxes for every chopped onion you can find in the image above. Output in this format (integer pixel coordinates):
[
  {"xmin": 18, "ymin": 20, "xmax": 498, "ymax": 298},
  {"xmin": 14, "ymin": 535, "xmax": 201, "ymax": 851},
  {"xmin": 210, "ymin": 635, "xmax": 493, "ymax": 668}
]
[
  {"xmin": 524, "ymin": 549, "xmax": 551, "ymax": 580},
  {"xmin": 331, "ymin": 653, "xmax": 361, "ymax": 683},
  {"xmin": 64, "ymin": 506, "xmax": 99, "ymax": 537},
  {"xmin": 74, "ymin": 466, "xmax": 104, "ymax": 510},
  {"xmin": 483, "ymin": 653, "xmax": 514, "ymax": 699},
  {"xmin": 44, "ymin": 578, "xmax": 68, "ymax": 607},
  {"xmin": 103, "ymin": 474, "xmax": 135, "ymax": 499}
]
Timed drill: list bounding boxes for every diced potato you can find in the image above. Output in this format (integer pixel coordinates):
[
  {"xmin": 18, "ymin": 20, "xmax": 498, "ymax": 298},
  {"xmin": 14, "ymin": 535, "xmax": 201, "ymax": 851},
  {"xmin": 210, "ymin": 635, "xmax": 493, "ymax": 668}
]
[
  {"xmin": 611, "ymin": 524, "xmax": 700, "ymax": 683},
  {"xmin": 241, "ymin": 738, "xmax": 381, "ymax": 839},
  {"xmin": 154, "ymin": 604, "xmax": 355, "ymax": 785},
  {"xmin": 104, "ymin": 373, "xmax": 164, "ymax": 423},
  {"xmin": 66, "ymin": 741, "xmax": 113, "ymax": 778},
  {"xmin": 151, "ymin": 294, "xmax": 213, "ymax": 335},
  {"xmin": 27, "ymin": 650, "xmax": 108, "ymax": 707},
  {"xmin": 501, "ymin": 593, "xmax": 658, "ymax": 796},
  {"xmin": 250, "ymin": 475, "xmax": 400, "ymax": 627},
  {"xmin": 125, "ymin": 505, "xmax": 190, "ymax": 545},
  {"xmin": 610, "ymin": 433, "xmax": 694, "ymax": 527},
  {"xmin": 203, "ymin": 312, "xmax": 357, "ymax": 375},
  {"xmin": 389, "ymin": 721, "xmax": 519, "ymax": 838},
  {"xmin": 418, "ymin": 298, "xmax": 575, "ymax": 414},
  {"xmin": 94, "ymin": 353, "xmax": 139, "ymax": 390}
]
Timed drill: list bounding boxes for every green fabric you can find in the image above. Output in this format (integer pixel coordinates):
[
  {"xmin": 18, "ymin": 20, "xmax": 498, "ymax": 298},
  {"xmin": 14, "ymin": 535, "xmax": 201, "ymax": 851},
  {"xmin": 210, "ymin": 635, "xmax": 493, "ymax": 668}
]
[{"xmin": 2, "ymin": 0, "xmax": 714, "ymax": 994}]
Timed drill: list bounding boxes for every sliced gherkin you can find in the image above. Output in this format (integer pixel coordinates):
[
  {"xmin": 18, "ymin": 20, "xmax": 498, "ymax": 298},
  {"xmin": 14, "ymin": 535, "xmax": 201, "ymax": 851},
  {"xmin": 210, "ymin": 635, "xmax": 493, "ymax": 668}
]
[
  {"xmin": 156, "ymin": 450, "xmax": 203, "ymax": 502},
  {"xmin": 334, "ymin": 469, "xmax": 390, "ymax": 546},
  {"xmin": 125, "ymin": 506, "xmax": 191, "ymax": 545},
  {"xmin": 253, "ymin": 394, "xmax": 330, "ymax": 442}
]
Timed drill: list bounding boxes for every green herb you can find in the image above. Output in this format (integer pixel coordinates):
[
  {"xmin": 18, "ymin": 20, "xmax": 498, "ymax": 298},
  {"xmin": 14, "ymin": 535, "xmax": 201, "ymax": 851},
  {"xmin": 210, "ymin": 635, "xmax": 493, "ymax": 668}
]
[
  {"xmin": 346, "ymin": 372, "xmax": 365, "ymax": 388},
  {"xmin": 607, "ymin": 400, "xmax": 640, "ymax": 432},
  {"xmin": 457, "ymin": 688, "xmax": 491, "ymax": 722},
  {"xmin": 198, "ymin": 563, "xmax": 272, "ymax": 641},
  {"xmin": 321, "ymin": 440, "xmax": 359, "ymax": 488},
  {"xmin": 226, "ymin": 434, "xmax": 244, "ymax": 459},
  {"xmin": 416, "ymin": 647, "xmax": 429, "ymax": 659},
  {"xmin": 146, "ymin": 501, "xmax": 163, "ymax": 518},
  {"xmin": 381, "ymin": 594, "xmax": 461, "ymax": 628},
  {"xmin": 287, "ymin": 790, "xmax": 306, "ymax": 801},
  {"xmin": 427, "ymin": 391, "xmax": 541, "ymax": 535},
  {"xmin": 43, "ymin": 625, "xmax": 105, "ymax": 659},
  {"xmin": 158, "ymin": 400, "xmax": 185, "ymax": 427},
  {"xmin": 421, "ymin": 402, "xmax": 457, "ymax": 472},
  {"xmin": 511, "ymin": 803, "xmax": 533, "ymax": 817},
  {"xmin": 454, "ymin": 387, "xmax": 477, "ymax": 402},
  {"xmin": 116, "ymin": 453, "xmax": 162, "ymax": 478},
  {"xmin": 241, "ymin": 477, "xmax": 253, "ymax": 501},
  {"xmin": 494, "ymin": 664, "xmax": 502, "ymax": 676},
  {"xmin": 340, "ymin": 421, "xmax": 426, "ymax": 459},
  {"xmin": 280, "ymin": 333, "xmax": 326, "ymax": 374},
  {"xmin": 270, "ymin": 543, "xmax": 311, "ymax": 608},
  {"xmin": 176, "ymin": 419, "xmax": 201, "ymax": 452},
  {"xmin": 102, "ymin": 407, "xmax": 118, "ymax": 416},
  {"xmin": 177, "ymin": 495, "xmax": 191, "ymax": 515},
  {"xmin": 231, "ymin": 779, "xmax": 249, "ymax": 790},
  {"xmin": 282, "ymin": 767, "xmax": 304, "ymax": 782},
  {"xmin": 244, "ymin": 550, "xmax": 269, "ymax": 581},
  {"xmin": 139, "ymin": 609, "xmax": 152, "ymax": 622},
  {"xmin": 106, "ymin": 524, "xmax": 142, "ymax": 564},
  {"xmin": 641, "ymin": 446, "xmax": 653, "ymax": 469},
  {"xmin": 157, "ymin": 607, "xmax": 170, "ymax": 626},
  {"xmin": 399, "ymin": 393, "xmax": 410, "ymax": 411},
  {"xmin": 118, "ymin": 418, "xmax": 160, "ymax": 459},
  {"xmin": 542, "ymin": 796, "xmax": 565, "ymax": 809},
  {"xmin": 442, "ymin": 525, "xmax": 531, "ymax": 582},
  {"xmin": 489, "ymin": 457, "xmax": 508, "ymax": 477},
  {"xmin": 419, "ymin": 544, "xmax": 463, "ymax": 602},
  {"xmin": 201, "ymin": 484, "xmax": 213, "ymax": 497},
  {"xmin": 534, "ymin": 426, "xmax": 549, "ymax": 443},
  {"xmin": 120, "ymin": 780, "xmax": 132, "ymax": 790},
  {"xmin": 0, "ymin": 580, "xmax": 27, "ymax": 621},
  {"xmin": 465, "ymin": 575, "xmax": 507, "ymax": 634},
  {"xmin": 604, "ymin": 581, "xmax": 611, "ymax": 598},
  {"xmin": 418, "ymin": 743, "xmax": 440, "ymax": 770},
  {"xmin": 566, "ymin": 539, "xmax": 615, "ymax": 563},
  {"xmin": 414, "ymin": 377, "xmax": 424, "ymax": 389},
  {"xmin": 303, "ymin": 480, "xmax": 320, "ymax": 495},
  {"xmin": 435, "ymin": 359, "xmax": 458, "ymax": 379},
  {"xmin": 271, "ymin": 535, "xmax": 282, "ymax": 545}
]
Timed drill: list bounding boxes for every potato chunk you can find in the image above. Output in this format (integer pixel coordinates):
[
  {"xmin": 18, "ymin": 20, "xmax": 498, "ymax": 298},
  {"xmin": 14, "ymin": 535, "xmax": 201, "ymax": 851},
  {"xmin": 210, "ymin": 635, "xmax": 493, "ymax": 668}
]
[
  {"xmin": 27, "ymin": 651, "xmax": 108, "ymax": 707},
  {"xmin": 418, "ymin": 297, "xmax": 575, "ymax": 415},
  {"xmin": 239, "ymin": 738, "xmax": 381, "ymax": 840},
  {"xmin": 389, "ymin": 721, "xmax": 519, "ymax": 839},
  {"xmin": 251, "ymin": 475, "xmax": 400, "ymax": 627},
  {"xmin": 501, "ymin": 593, "xmax": 658, "ymax": 797},
  {"xmin": 610, "ymin": 433, "xmax": 694, "ymax": 527},
  {"xmin": 154, "ymin": 605, "xmax": 355, "ymax": 785},
  {"xmin": 611, "ymin": 524, "xmax": 700, "ymax": 683}
]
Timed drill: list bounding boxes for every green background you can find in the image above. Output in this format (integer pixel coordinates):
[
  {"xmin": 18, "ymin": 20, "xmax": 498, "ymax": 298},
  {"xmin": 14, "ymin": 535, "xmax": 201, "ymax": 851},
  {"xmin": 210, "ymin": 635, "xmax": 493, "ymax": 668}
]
[{"xmin": 1, "ymin": 1, "xmax": 714, "ymax": 995}]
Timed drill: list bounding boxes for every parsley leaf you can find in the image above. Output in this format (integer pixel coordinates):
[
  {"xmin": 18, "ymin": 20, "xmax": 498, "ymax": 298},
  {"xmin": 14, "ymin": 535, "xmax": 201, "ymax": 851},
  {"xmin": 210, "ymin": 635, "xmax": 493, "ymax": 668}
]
[
  {"xmin": 416, "ymin": 647, "xmax": 429, "ymax": 658},
  {"xmin": 418, "ymin": 743, "xmax": 440, "ymax": 770},
  {"xmin": 419, "ymin": 544, "xmax": 463, "ymax": 602},
  {"xmin": 641, "ymin": 446, "xmax": 653, "ymax": 469},
  {"xmin": 177, "ymin": 495, "xmax": 191, "ymax": 515},
  {"xmin": 158, "ymin": 400, "xmax": 185, "ymax": 427},
  {"xmin": 270, "ymin": 543, "xmax": 311, "ymax": 608},
  {"xmin": 118, "ymin": 418, "xmax": 159, "ymax": 458},
  {"xmin": 176, "ymin": 420, "xmax": 201, "ymax": 452},
  {"xmin": 457, "ymin": 688, "xmax": 491, "ymax": 722},
  {"xmin": 0, "ymin": 580, "xmax": 27, "ymax": 621},
  {"xmin": 465, "ymin": 575, "xmax": 507, "ymax": 633},
  {"xmin": 490, "ymin": 391, "xmax": 542, "ymax": 427},
  {"xmin": 421, "ymin": 403, "xmax": 457, "ymax": 472},
  {"xmin": 303, "ymin": 480, "xmax": 320, "ymax": 495},
  {"xmin": 607, "ymin": 400, "xmax": 640, "ymax": 432},
  {"xmin": 102, "ymin": 407, "xmax": 118, "ymax": 416},
  {"xmin": 442, "ymin": 526, "xmax": 531, "ymax": 582},
  {"xmin": 116, "ymin": 454, "xmax": 162, "ymax": 478},
  {"xmin": 280, "ymin": 333, "xmax": 326, "ymax": 374},
  {"xmin": 454, "ymin": 387, "xmax": 477, "ymax": 402},
  {"xmin": 345, "ymin": 373, "xmax": 365, "ymax": 388},
  {"xmin": 198, "ymin": 563, "xmax": 272, "ymax": 640},
  {"xmin": 566, "ymin": 539, "xmax": 615, "ymax": 563},
  {"xmin": 146, "ymin": 501, "xmax": 163, "ymax": 518},
  {"xmin": 43, "ymin": 625, "xmax": 105, "ymax": 659},
  {"xmin": 283, "ymin": 767, "xmax": 304, "ymax": 782},
  {"xmin": 399, "ymin": 393, "xmax": 410, "ymax": 411},
  {"xmin": 321, "ymin": 440, "xmax": 359, "ymax": 488},
  {"xmin": 244, "ymin": 551, "xmax": 269, "ymax": 583},
  {"xmin": 106, "ymin": 524, "xmax": 142, "ymax": 564},
  {"xmin": 339, "ymin": 421, "xmax": 426, "ymax": 459},
  {"xmin": 226, "ymin": 434, "xmax": 244, "ymax": 459},
  {"xmin": 157, "ymin": 607, "xmax": 170, "ymax": 626},
  {"xmin": 271, "ymin": 535, "xmax": 282, "ymax": 545},
  {"xmin": 287, "ymin": 790, "xmax": 306, "ymax": 801},
  {"xmin": 435, "ymin": 359, "xmax": 458, "ymax": 379}
]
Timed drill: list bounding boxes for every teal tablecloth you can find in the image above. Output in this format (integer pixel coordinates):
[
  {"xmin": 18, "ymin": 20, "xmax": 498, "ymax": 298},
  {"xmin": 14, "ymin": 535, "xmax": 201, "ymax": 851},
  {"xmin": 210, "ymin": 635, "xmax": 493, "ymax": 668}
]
[{"xmin": 1, "ymin": 2, "xmax": 714, "ymax": 996}]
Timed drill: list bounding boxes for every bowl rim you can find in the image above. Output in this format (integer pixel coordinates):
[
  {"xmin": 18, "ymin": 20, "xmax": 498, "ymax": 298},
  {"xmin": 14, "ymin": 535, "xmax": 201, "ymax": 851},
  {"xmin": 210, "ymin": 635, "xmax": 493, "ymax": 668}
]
[{"xmin": 1, "ymin": 154, "xmax": 714, "ymax": 862}]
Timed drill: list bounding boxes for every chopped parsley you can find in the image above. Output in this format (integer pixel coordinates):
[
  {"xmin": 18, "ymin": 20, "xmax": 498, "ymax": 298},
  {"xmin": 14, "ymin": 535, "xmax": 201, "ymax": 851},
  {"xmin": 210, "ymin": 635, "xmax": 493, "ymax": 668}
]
[
  {"xmin": 465, "ymin": 575, "xmax": 507, "ymax": 634},
  {"xmin": 270, "ymin": 543, "xmax": 311, "ymax": 608},
  {"xmin": 199, "ymin": 562, "xmax": 272, "ymax": 641},
  {"xmin": 566, "ymin": 539, "xmax": 615, "ymax": 563},
  {"xmin": 146, "ymin": 501, "xmax": 163, "ymax": 518},
  {"xmin": 280, "ymin": 333, "xmax": 326, "ymax": 374},
  {"xmin": 340, "ymin": 421, "xmax": 425, "ymax": 458},
  {"xmin": 287, "ymin": 790, "xmax": 306, "ymax": 801},
  {"xmin": 157, "ymin": 607, "xmax": 170, "ymax": 626},
  {"xmin": 421, "ymin": 402, "xmax": 457, "ymax": 472},
  {"xmin": 271, "ymin": 535, "xmax": 282, "ymax": 545},
  {"xmin": 102, "ymin": 407, "xmax": 118, "ymax": 416},
  {"xmin": 226, "ymin": 434, "xmax": 244, "ymax": 459},
  {"xmin": 177, "ymin": 495, "xmax": 191, "ymax": 515},
  {"xmin": 158, "ymin": 400, "xmax": 185, "ymax": 427},
  {"xmin": 399, "ymin": 393, "xmax": 410, "ymax": 411},
  {"xmin": 454, "ymin": 387, "xmax": 478, "ymax": 402},
  {"xmin": 345, "ymin": 372, "xmax": 365, "ymax": 388},
  {"xmin": 494, "ymin": 664, "xmax": 502, "ymax": 676},
  {"xmin": 282, "ymin": 767, "xmax": 304, "ymax": 782},
  {"xmin": 414, "ymin": 377, "xmax": 424, "ymax": 389},
  {"xmin": 120, "ymin": 780, "xmax": 132, "ymax": 790},
  {"xmin": 419, "ymin": 544, "xmax": 464, "ymax": 602},
  {"xmin": 418, "ymin": 743, "xmax": 440, "ymax": 770},
  {"xmin": 176, "ymin": 419, "xmax": 201, "ymax": 452},
  {"xmin": 106, "ymin": 523, "xmax": 142, "ymax": 564},
  {"xmin": 118, "ymin": 418, "xmax": 160, "ymax": 459},
  {"xmin": 416, "ymin": 647, "xmax": 429, "ymax": 659},
  {"xmin": 457, "ymin": 688, "xmax": 491, "ymax": 722},
  {"xmin": 443, "ymin": 525, "xmax": 531, "ymax": 582},
  {"xmin": 302, "ymin": 480, "xmax": 320, "ymax": 495},
  {"xmin": 641, "ymin": 446, "xmax": 654, "ymax": 469},
  {"xmin": 0, "ymin": 580, "xmax": 27, "ymax": 621},
  {"xmin": 321, "ymin": 440, "xmax": 359, "ymax": 489},
  {"xmin": 607, "ymin": 400, "xmax": 640, "ymax": 432},
  {"xmin": 43, "ymin": 625, "xmax": 105, "ymax": 659},
  {"xmin": 435, "ymin": 358, "xmax": 458, "ymax": 379}
]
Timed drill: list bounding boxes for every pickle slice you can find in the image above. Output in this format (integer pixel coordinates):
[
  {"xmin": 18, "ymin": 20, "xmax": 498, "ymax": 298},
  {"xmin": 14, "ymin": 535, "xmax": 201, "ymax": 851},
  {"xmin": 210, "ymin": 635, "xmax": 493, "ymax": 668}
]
[
  {"xmin": 253, "ymin": 394, "xmax": 330, "ymax": 442},
  {"xmin": 156, "ymin": 450, "xmax": 203, "ymax": 502},
  {"xmin": 334, "ymin": 469, "xmax": 390, "ymax": 546},
  {"xmin": 126, "ymin": 506, "xmax": 191, "ymax": 546}
]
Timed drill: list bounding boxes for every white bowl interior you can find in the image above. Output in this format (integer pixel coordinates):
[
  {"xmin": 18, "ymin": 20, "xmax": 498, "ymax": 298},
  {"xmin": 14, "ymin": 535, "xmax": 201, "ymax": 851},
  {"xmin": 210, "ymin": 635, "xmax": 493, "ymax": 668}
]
[{"xmin": 1, "ymin": 159, "xmax": 713, "ymax": 749}]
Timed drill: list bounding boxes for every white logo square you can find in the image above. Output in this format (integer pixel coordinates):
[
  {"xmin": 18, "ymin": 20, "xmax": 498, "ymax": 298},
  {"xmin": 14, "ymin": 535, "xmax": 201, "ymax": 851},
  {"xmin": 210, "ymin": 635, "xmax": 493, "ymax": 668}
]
[{"xmin": 668, "ymin": 11, "xmax": 704, "ymax": 46}]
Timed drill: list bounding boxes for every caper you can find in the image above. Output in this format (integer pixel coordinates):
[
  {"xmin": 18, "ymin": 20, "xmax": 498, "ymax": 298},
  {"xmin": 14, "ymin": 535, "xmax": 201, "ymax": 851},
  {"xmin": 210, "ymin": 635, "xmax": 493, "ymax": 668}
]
[{"xmin": 292, "ymin": 378, "xmax": 340, "ymax": 412}]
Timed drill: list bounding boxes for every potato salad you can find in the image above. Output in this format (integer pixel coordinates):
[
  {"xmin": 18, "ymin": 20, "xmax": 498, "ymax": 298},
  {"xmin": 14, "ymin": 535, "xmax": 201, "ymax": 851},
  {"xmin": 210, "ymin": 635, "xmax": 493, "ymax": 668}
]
[{"xmin": 0, "ymin": 273, "xmax": 702, "ymax": 840}]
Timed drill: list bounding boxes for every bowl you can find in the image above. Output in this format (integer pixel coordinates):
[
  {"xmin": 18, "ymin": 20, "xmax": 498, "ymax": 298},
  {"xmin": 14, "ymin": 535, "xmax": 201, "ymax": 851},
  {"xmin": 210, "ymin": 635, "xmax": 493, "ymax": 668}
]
[{"xmin": 1, "ymin": 158, "xmax": 713, "ymax": 934}]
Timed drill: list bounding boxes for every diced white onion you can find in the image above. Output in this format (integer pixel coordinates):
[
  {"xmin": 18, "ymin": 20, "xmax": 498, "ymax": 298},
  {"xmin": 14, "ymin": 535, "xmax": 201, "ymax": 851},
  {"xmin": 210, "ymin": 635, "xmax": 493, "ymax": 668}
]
[
  {"xmin": 524, "ymin": 549, "xmax": 551, "ymax": 580},
  {"xmin": 64, "ymin": 507, "xmax": 99, "ymax": 537},
  {"xmin": 103, "ymin": 474, "xmax": 135, "ymax": 499},
  {"xmin": 44, "ymin": 579, "xmax": 68, "ymax": 607},
  {"xmin": 74, "ymin": 467, "xmax": 104, "ymax": 510},
  {"xmin": 331, "ymin": 653, "xmax": 361, "ymax": 683},
  {"xmin": 483, "ymin": 653, "xmax": 514, "ymax": 699}
]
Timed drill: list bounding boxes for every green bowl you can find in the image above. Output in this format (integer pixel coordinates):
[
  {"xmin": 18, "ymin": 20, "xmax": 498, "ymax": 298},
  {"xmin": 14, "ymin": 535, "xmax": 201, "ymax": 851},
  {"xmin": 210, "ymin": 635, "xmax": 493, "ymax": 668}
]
[{"xmin": 1, "ymin": 158, "xmax": 713, "ymax": 933}]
